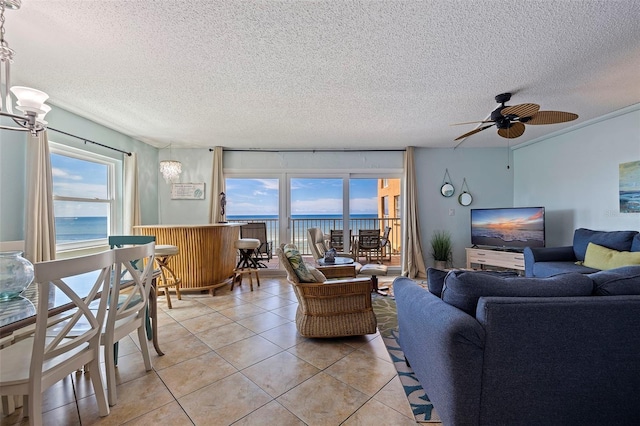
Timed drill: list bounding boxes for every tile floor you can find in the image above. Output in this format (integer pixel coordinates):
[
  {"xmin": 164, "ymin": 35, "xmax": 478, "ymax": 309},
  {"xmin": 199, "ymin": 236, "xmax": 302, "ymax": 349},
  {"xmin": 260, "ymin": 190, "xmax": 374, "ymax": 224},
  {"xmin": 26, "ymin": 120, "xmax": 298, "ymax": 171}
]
[{"xmin": 2, "ymin": 276, "xmax": 433, "ymax": 425}]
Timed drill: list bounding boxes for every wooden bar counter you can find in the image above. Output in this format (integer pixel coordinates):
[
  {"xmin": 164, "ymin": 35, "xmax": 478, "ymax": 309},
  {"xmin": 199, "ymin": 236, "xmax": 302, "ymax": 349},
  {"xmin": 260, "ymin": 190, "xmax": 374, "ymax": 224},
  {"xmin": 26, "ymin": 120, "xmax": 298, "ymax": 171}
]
[{"xmin": 134, "ymin": 224, "xmax": 241, "ymax": 294}]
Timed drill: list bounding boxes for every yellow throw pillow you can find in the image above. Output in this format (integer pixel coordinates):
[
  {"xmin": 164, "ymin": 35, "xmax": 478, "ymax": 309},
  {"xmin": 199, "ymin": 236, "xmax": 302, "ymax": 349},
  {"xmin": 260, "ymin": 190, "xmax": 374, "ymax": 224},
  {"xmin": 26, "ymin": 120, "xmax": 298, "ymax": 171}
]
[{"xmin": 583, "ymin": 242, "xmax": 640, "ymax": 270}]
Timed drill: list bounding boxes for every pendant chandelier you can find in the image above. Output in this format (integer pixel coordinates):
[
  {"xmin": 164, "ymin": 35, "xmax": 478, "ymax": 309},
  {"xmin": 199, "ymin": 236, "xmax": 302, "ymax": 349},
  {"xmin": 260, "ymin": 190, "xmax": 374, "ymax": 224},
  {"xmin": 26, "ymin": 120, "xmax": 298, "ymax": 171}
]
[
  {"xmin": 0, "ymin": 0, "xmax": 50, "ymax": 134},
  {"xmin": 159, "ymin": 143, "xmax": 182, "ymax": 183}
]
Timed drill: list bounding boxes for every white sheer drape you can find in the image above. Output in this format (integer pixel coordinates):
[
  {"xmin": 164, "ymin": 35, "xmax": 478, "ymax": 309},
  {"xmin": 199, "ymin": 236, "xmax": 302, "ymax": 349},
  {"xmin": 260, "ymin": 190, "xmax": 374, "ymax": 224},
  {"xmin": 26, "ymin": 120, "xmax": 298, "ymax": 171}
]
[
  {"xmin": 208, "ymin": 146, "xmax": 226, "ymax": 223},
  {"xmin": 25, "ymin": 130, "xmax": 56, "ymax": 262},
  {"xmin": 401, "ymin": 146, "xmax": 426, "ymax": 278},
  {"xmin": 123, "ymin": 152, "xmax": 141, "ymax": 234}
]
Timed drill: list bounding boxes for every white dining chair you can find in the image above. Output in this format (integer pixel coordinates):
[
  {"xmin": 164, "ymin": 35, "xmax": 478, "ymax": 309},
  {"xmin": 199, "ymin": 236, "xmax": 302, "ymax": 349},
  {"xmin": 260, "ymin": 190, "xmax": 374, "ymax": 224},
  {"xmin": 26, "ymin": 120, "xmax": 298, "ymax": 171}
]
[
  {"xmin": 103, "ymin": 242, "xmax": 155, "ymax": 406},
  {"xmin": 0, "ymin": 250, "xmax": 113, "ymax": 425}
]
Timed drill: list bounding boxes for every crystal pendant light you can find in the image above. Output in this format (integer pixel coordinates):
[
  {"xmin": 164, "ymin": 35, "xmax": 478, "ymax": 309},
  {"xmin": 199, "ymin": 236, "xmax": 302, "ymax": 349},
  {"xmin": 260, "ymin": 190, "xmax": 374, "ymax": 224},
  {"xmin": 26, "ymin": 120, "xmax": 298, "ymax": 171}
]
[{"xmin": 159, "ymin": 144, "xmax": 182, "ymax": 183}]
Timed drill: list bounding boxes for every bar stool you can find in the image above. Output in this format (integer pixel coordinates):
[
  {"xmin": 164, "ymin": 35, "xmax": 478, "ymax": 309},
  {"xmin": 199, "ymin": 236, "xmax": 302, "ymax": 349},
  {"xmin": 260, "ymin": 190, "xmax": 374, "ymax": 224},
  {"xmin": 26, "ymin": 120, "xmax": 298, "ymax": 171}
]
[
  {"xmin": 154, "ymin": 244, "xmax": 182, "ymax": 309},
  {"xmin": 232, "ymin": 238, "xmax": 261, "ymax": 291}
]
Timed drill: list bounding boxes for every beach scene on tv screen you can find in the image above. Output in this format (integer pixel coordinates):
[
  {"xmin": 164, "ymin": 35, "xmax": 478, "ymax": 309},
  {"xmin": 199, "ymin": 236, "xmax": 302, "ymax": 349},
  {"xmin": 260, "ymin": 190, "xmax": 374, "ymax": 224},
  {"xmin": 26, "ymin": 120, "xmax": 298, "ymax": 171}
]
[{"xmin": 472, "ymin": 208, "xmax": 545, "ymax": 248}]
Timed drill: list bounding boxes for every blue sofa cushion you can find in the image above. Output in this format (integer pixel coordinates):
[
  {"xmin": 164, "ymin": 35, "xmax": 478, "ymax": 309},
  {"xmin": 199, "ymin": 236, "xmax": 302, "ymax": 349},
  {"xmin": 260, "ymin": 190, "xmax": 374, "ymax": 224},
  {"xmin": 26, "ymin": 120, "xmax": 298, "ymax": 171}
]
[
  {"xmin": 441, "ymin": 270, "xmax": 594, "ymax": 315},
  {"xmin": 632, "ymin": 234, "xmax": 640, "ymax": 252},
  {"xmin": 573, "ymin": 228, "xmax": 638, "ymax": 261},
  {"xmin": 532, "ymin": 261, "xmax": 599, "ymax": 278},
  {"xmin": 590, "ymin": 265, "xmax": 640, "ymax": 295},
  {"xmin": 426, "ymin": 267, "xmax": 448, "ymax": 297}
]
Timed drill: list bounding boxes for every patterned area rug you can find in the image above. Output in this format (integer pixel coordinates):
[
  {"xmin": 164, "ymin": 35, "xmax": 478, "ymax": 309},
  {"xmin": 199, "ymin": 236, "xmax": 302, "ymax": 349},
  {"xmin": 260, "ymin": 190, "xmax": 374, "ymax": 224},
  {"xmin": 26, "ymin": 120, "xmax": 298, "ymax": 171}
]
[{"xmin": 372, "ymin": 279, "xmax": 441, "ymax": 423}]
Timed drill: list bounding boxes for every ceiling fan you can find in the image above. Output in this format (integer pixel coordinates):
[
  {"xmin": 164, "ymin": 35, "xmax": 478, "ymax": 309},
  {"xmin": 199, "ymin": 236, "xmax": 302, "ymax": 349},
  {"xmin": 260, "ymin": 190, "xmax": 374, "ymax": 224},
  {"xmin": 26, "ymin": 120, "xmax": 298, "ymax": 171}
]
[{"xmin": 453, "ymin": 93, "xmax": 578, "ymax": 142}]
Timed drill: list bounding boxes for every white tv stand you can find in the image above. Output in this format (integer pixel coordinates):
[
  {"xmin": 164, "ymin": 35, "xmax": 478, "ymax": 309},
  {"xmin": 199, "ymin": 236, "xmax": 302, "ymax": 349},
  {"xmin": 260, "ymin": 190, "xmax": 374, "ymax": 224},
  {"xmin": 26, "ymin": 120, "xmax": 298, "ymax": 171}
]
[{"xmin": 465, "ymin": 247, "xmax": 525, "ymax": 272}]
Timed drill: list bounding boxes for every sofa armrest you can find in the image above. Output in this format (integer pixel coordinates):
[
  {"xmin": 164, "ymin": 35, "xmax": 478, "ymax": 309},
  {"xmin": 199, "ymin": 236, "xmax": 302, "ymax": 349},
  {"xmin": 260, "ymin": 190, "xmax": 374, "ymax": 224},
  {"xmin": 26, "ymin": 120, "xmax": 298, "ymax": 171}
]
[
  {"xmin": 524, "ymin": 246, "xmax": 575, "ymax": 277},
  {"xmin": 394, "ymin": 277, "xmax": 485, "ymax": 426}
]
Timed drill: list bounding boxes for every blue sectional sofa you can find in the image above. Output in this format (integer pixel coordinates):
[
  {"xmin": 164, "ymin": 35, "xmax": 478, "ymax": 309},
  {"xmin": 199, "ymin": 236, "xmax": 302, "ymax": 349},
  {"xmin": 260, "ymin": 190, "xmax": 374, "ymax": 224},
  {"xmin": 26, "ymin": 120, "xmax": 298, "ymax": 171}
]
[
  {"xmin": 395, "ymin": 267, "xmax": 640, "ymax": 426},
  {"xmin": 524, "ymin": 228, "xmax": 640, "ymax": 277}
]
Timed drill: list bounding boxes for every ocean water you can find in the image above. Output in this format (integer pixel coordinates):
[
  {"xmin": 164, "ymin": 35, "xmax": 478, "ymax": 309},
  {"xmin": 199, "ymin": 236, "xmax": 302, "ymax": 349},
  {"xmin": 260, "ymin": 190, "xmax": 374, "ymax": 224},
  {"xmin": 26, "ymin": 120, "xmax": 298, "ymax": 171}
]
[
  {"xmin": 55, "ymin": 217, "xmax": 108, "ymax": 243},
  {"xmin": 54, "ymin": 214, "xmax": 381, "ymax": 246}
]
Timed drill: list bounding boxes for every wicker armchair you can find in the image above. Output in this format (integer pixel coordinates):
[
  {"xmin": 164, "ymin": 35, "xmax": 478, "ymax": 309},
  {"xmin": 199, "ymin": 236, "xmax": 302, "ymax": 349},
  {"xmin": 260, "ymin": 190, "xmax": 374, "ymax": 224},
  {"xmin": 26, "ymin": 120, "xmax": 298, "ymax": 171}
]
[{"xmin": 276, "ymin": 247, "xmax": 377, "ymax": 338}]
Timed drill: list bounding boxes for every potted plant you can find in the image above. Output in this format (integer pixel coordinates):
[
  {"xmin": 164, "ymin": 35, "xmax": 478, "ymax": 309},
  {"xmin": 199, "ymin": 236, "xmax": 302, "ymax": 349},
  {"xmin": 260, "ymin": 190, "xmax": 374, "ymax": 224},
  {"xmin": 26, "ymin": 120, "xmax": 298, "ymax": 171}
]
[{"xmin": 430, "ymin": 230, "xmax": 452, "ymax": 269}]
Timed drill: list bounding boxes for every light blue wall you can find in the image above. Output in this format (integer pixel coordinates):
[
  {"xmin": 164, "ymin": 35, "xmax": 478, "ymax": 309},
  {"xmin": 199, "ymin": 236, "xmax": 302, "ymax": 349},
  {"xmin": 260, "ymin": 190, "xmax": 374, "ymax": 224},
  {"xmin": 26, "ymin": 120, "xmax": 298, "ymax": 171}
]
[
  {"xmin": 414, "ymin": 148, "xmax": 514, "ymax": 268},
  {"xmin": 0, "ymin": 105, "xmax": 159, "ymax": 242},
  {"xmin": 513, "ymin": 105, "xmax": 640, "ymax": 247},
  {"xmin": 0, "ymin": 117, "xmax": 27, "ymax": 241}
]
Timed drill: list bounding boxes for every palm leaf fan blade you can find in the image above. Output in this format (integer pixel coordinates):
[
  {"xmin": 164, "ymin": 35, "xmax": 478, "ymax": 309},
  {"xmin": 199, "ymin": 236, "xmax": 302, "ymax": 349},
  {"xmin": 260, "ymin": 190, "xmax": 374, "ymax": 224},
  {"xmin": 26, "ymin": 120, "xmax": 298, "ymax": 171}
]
[
  {"xmin": 527, "ymin": 111, "xmax": 578, "ymax": 125},
  {"xmin": 500, "ymin": 103, "xmax": 540, "ymax": 118},
  {"xmin": 454, "ymin": 124, "xmax": 494, "ymax": 141},
  {"xmin": 497, "ymin": 122, "xmax": 525, "ymax": 139}
]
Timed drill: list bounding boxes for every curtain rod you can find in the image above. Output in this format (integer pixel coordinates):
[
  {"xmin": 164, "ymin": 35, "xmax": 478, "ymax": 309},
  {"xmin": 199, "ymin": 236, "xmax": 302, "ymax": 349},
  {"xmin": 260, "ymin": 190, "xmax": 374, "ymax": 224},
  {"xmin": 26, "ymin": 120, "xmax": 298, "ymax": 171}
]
[
  {"xmin": 48, "ymin": 127, "xmax": 132, "ymax": 156},
  {"xmin": 209, "ymin": 148, "xmax": 406, "ymax": 153}
]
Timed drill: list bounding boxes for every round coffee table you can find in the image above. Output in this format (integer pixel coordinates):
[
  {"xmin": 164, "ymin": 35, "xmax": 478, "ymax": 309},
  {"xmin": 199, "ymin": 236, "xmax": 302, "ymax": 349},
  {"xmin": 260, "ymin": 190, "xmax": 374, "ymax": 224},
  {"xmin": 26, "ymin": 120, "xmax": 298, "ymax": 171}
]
[{"xmin": 316, "ymin": 256, "xmax": 354, "ymax": 266}]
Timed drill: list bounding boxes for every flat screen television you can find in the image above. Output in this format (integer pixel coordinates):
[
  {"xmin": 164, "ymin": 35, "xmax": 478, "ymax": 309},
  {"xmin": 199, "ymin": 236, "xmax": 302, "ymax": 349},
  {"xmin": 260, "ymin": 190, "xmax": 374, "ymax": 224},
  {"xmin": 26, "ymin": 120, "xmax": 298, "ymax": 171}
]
[{"xmin": 471, "ymin": 207, "xmax": 545, "ymax": 249}]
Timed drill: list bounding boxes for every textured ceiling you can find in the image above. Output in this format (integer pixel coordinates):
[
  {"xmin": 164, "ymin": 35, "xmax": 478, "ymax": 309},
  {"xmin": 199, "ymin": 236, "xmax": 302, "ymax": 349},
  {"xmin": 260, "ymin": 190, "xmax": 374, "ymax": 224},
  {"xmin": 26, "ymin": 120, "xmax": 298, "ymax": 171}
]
[{"xmin": 5, "ymin": 1, "xmax": 640, "ymax": 149}]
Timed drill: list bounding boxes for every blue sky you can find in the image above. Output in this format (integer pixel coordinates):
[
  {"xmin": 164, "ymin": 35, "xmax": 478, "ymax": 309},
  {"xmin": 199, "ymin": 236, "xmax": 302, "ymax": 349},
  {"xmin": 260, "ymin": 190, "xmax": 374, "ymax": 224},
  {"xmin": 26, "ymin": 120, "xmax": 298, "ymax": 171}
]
[
  {"xmin": 51, "ymin": 153, "xmax": 108, "ymax": 217},
  {"xmin": 226, "ymin": 178, "xmax": 378, "ymax": 216}
]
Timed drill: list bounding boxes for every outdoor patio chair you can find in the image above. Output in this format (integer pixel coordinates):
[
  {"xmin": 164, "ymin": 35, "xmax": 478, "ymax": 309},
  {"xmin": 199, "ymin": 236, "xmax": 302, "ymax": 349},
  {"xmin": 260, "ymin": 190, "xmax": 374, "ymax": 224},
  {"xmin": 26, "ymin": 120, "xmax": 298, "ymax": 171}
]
[
  {"xmin": 307, "ymin": 228, "xmax": 361, "ymax": 273},
  {"xmin": 357, "ymin": 229, "xmax": 381, "ymax": 263},
  {"xmin": 240, "ymin": 223, "xmax": 272, "ymax": 268},
  {"xmin": 329, "ymin": 229, "xmax": 351, "ymax": 252},
  {"xmin": 379, "ymin": 226, "xmax": 392, "ymax": 261}
]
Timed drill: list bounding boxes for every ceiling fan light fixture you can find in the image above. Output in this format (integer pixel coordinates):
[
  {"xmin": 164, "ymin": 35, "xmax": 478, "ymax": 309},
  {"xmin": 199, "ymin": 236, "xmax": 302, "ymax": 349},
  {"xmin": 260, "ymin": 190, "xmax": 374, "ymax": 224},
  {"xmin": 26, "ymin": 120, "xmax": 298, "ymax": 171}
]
[{"xmin": 0, "ymin": 0, "xmax": 49, "ymax": 134}]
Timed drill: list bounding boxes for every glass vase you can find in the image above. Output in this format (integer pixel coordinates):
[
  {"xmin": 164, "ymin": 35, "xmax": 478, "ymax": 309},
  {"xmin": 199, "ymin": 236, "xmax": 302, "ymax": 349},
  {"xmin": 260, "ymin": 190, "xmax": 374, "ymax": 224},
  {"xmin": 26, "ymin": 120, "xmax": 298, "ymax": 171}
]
[{"xmin": 0, "ymin": 251, "xmax": 35, "ymax": 301}]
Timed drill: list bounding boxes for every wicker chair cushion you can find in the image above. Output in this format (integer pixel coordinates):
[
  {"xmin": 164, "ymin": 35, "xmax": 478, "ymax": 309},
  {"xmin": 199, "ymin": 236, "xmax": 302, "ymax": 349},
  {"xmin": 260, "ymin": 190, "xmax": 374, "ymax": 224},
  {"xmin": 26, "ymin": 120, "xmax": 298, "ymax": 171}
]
[
  {"xmin": 283, "ymin": 246, "xmax": 315, "ymax": 282},
  {"xmin": 307, "ymin": 266, "xmax": 327, "ymax": 283}
]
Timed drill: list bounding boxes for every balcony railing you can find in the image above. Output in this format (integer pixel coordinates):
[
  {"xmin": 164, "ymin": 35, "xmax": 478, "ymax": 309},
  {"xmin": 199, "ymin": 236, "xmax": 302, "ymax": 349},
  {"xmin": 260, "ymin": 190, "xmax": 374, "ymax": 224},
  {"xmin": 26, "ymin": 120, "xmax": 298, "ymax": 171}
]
[{"xmin": 229, "ymin": 217, "xmax": 401, "ymax": 257}]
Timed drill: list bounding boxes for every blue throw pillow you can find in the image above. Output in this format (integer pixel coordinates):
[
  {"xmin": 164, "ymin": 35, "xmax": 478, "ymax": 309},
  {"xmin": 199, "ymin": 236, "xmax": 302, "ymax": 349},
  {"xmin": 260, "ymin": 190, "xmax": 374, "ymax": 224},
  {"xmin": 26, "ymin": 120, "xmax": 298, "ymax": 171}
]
[
  {"xmin": 426, "ymin": 267, "xmax": 448, "ymax": 297},
  {"xmin": 632, "ymin": 234, "xmax": 640, "ymax": 252},
  {"xmin": 573, "ymin": 228, "xmax": 638, "ymax": 261},
  {"xmin": 589, "ymin": 265, "xmax": 640, "ymax": 296},
  {"xmin": 441, "ymin": 270, "xmax": 594, "ymax": 316}
]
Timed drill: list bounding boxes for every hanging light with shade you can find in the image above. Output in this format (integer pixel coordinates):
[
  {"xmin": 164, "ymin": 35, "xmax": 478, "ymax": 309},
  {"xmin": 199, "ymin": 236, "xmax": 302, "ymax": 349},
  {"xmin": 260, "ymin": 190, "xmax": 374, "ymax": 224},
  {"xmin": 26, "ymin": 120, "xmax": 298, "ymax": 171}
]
[
  {"xmin": 159, "ymin": 143, "xmax": 182, "ymax": 183},
  {"xmin": 0, "ymin": 0, "xmax": 50, "ymax": 134}
]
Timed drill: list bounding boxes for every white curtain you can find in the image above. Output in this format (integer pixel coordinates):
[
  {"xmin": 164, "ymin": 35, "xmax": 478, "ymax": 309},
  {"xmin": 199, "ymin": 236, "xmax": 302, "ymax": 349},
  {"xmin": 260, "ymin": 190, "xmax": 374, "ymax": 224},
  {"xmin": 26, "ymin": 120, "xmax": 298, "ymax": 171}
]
[
  {"xmin": 25, "ymin": 130, "xmax": 56, "ymax": 263},
  {"xmin": 208, "ymin": 146, "xmax": 226, "ymax": 223},
  {"xmin": 123, "ymin": 152, "xmax": 141, "ymax": 234},
  {"xmin": 401, "ymin": 146, "xmax": 427, "ymax": 278}
]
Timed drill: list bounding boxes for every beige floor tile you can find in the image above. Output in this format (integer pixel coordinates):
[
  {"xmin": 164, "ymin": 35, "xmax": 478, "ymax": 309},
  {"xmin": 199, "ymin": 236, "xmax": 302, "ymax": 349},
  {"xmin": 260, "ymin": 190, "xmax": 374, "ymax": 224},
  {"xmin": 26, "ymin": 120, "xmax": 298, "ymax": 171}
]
[
  {"xmin": 42, "ymin": 402, "xmax": 83, "ymax": 426},
  {"xmin": 218, "ymin": 303, "xmax": 267, "ymax": 321},
  {"xmin": 154, "ymin": 308, "xmax": 176, "ymax": 325},
  {"xmin": 180, "ymin": 311, "xmax": 234, "ymax": 334},
  {"xmin": 196, "ymin": 322, "xmax": 256, "ymax": 350},
  {"xmin": 163, "ymin": 301, "xmax": 215, "ymax": 322},
  {"xmin": 157, "ymin": 351, "xmax": 238, "ymax": 398},
  {"xmin": 78, "ymin": 374, "xmax": 174, "ymax": 425},
  {"xmin": 123, "ymin": 401, "xmax": 192, "ymax": 425},
  {"xmin": 248, "ymin": 295, "xmax": 295, "ymax": 311},
  {"xmin": 277, "ymin": 372, "xmax": 369, "ymax": 426},
  {"xmin": 150, "ymin": 333, "xmax": 214, "ymax": 370},
  {"xmin": 373, "ymin": 375, "xmax": 416, "ymax": 420},
  {"xmin": 259, "ymin": 321, "xmax": 307, "ymax": 349},
  {"xmin": 216, "ymin": 335, "xmax": 283, "ymax": 369},
  {"xmin": 178, "ymin": 372, "xmax": 272, "ymax": 425},
  {"xmin": 40, "ymin": 374, "xmax": 76, "ymax": 412},
  {"xmin": 270, "ymin": 303, "xmax": 299, "ymax": 321},
  {"xmin": 287, "ymin": 339, "xmax": 356, "ymax": 369},
  {"xmin": 325, "ymin": 350, "xmax": 397, "ymax": 396},
  {"xmin": 153, "ymin": 320, "xmax": 191, "ymax": 345},
  {"xmin": 233, "ymin": 288, "xmax": 273, "ymax": 302},
  {"xmin": 342, "ymin": 398, "xmax": 416, "ymax": 425},
  {"xmin": 236, "ymin": 311, "xmax": 291, "ymax": 333},
  {"xmin": 232, "ymin": 400, "xmax": 305, "ymax": 425},
  {"xmin": 109, "ymin": 350, "xmax": 153, "ymax": 386},
  {"xmin": 355, "ymin": 334, "xmax": 393, "ymax": 362},
  {"xmin": 242, "ymin": 351, "xmax": 320, "ymax": 398},
  {"xmin": 197, "ymin": 294, "xmax": 246, "ymax": 311}
]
